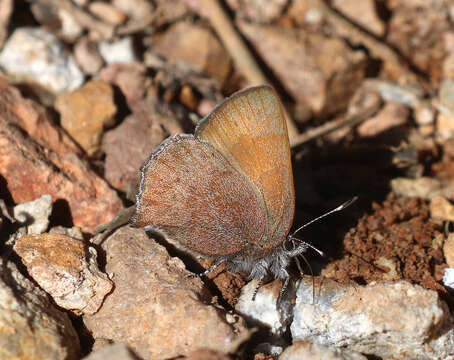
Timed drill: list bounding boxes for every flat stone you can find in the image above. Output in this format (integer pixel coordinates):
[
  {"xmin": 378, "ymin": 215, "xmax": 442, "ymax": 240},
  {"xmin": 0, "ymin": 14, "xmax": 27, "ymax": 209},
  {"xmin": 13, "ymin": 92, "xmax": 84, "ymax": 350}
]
[
  {"xmin": 83, "ymin": 226, "xmax": 247, "ymax": 359},
  {"xmin": 291, "ymin": 278, "xmax": 454, "ymax": 359},
  {"xmin": 14, "ymin": 233, "xmax": 113, "ymax": 315},
  {"xmin": 237, "ymin": 21, "xmax": 366, "ymax": 116}
]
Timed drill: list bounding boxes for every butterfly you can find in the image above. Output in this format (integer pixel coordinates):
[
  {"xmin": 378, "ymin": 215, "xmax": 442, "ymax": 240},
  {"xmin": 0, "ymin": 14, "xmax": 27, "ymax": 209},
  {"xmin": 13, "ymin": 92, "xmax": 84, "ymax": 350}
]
[{"xmin": 132, "ymin": 85, "xmax": 353, "ymax": 298}]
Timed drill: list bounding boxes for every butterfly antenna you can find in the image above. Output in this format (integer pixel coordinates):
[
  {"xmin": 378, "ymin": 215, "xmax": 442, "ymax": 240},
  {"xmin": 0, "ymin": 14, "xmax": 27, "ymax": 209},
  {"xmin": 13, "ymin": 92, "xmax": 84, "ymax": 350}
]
[{"xmin": 290, "ymin": 196, "xmax": 358, "ymax": 239}]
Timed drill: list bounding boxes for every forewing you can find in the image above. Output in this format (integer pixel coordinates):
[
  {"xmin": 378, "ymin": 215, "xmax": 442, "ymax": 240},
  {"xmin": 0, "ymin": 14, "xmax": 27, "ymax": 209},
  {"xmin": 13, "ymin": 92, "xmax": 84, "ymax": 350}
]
[
  {"xmin": 195, "ymin": 86, "xmax": 294, "ymax": 247},
  {"xmin": 132, "ymin": 135, "xmax": 267, "ymax": 257}
]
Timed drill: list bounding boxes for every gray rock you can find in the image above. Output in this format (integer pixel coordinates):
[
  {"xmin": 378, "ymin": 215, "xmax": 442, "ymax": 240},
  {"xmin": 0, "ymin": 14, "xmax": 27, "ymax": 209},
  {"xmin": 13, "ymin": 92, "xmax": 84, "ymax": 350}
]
[
  {"xmin": 0, "ymin": 258, "xmax": 80, "ymax": 360},
  {"xmin": 291, "ymin": 278, "xmax": 454, "ymax": 359},
  {"xmin": 13, "ymin": 194, "xmax": 52, "ymax": 234},
  {"xmin": 98, "ymin": 37, "xmax": 137, "ymax": 64}
]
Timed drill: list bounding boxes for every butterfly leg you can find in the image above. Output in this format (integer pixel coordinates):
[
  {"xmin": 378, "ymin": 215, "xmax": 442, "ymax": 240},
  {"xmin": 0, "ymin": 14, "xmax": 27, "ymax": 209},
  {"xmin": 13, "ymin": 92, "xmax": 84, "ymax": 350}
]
[
  {"xmin": 277, "ymin": 274, "xmax": 290, "ymax": 307},
  {"xmin": 189, "ymin": 258, "xmax": 226, "ymax": 278},
  {"xmin": 251, "ymin": 276, "xmax": 265, "ymax": 301}
]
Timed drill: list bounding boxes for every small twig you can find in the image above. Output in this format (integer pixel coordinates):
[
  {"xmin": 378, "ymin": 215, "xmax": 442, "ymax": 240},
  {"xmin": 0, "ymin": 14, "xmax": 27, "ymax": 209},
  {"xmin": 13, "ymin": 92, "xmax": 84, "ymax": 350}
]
[
  {"xmin": 290, "ymin": 94, "xmax": 381, "ymax": 147},
  {"xmin": 185, "ymin": 0, "xmax": 299, "ymax": 141}
]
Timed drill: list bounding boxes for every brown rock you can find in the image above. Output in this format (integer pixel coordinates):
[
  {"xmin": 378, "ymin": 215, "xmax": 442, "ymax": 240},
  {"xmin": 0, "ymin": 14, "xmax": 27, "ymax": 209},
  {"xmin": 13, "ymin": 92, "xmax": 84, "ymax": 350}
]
[
  {"xmin": 430, "ymin": 196, "xmax": 454, "ymax": 222},
  {"xmin": 55, "ymin": 80, "xmax": 117, "ymax": 157},
  {"xmin": 180, "ymin": 84, "xmax": 199, "ymax": 111},
  {"xmin": 83, "ymin": 226, "xmax": 247, "ymax": 359},
  {"xmin": 102, "ymin": 101, "xmax": 168, "ymax": 192},
  {"xmin": 111, "ymin": 0, "xmax": 153, "ymax": 20},
  {"xmin": 0, "ymin": 258, "xmax": 80, "ymax": 360},
  {"xmin": 83, "ymin": 343, "xmax": 138, "ymax": 360},
  {"xmin": 391, "ymin": 177, "xmax": 454, "ymax": 200},
  {"xmin": 238, "ymin": 21, "xmax": 366, "ymax": 116},
  {"xmin": 0, "ymin": 0, "xmax": 12, "ymax": 48},
  {"xmin": 332, "ymin": 0, "xmax": 384, "ymax": 37},
  {"xmin": 0, "ymin": 79, "xmax": 81, "ymax": 154},
  {"xmin": 444, "ymin": 234, "xmax": 454, "ymax": 267},
  {"xmin": 0, "ymin": 118, "xmax": 123, "ymax": 232},
  {"xmin": 97, "ymin": 63, "xmax": 149, "ymax": 107},
  {"xmin": 84, "ymin": 344, "xmax": 138, "ymax": 360},
  {"xmin": 357, "ymin": 102, "xmax": 409, "ymax": 137},
  {"xmin": 74, "ymin": 36, "xmax": 105, "ymax": 75},
  {"xmin": 89, "ymin": 2, "xmax": 127, "ymax": 25},
  {"xmin": 15, "ymin": 233, "xmax": 113, "ymax": 315},
  {"xmin": 387, "ymin": 2, "xmax": 449, "ymax": 83},
  {"xmin": 153, "ymin": 22, "xmax": 231, "ymax": 85}
]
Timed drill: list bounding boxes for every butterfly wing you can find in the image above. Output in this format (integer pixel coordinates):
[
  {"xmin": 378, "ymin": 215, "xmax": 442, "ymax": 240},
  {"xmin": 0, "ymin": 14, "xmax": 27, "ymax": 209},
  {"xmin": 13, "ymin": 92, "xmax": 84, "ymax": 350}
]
[
  {"xmin": 195, "ymin": 85, "xmax": 295, "ymax": 248},
  {"xmin": 132, "ymin": 134, "xmax": 267, "ymax": 257}
]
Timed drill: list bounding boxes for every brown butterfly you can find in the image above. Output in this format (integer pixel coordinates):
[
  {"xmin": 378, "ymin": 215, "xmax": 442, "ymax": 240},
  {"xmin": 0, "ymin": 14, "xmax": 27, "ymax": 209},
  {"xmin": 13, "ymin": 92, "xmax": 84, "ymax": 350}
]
[{"xmin": 132, "ymin": 85, "xmax": 353, "ymax": 298}]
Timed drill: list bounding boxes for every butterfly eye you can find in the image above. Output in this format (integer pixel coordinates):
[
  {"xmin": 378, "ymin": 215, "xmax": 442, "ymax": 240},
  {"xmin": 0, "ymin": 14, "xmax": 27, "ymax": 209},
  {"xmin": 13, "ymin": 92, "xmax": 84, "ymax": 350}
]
[{"xmin": 282, "ymin": 237, "xmax": 296, "ymax": 252}]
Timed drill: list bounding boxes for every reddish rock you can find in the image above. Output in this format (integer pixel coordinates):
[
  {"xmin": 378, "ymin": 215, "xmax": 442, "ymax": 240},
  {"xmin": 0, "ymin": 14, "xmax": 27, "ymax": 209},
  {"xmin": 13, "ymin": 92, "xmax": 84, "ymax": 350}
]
[
  {"xmin": 83, "ymin": 226, "xmax": 247, "ymax": 359},
  {"xmin": 0, "ymin": 118, "xmax": 122, "ymax": 232},
  {"xmin": 102, "ymin": 101, "xmax": 171, "ymax": 192},
  {"xmin": 238, "ymin": 21, "xmax": 366, "ymax": 116},
  {"xmin": 15, "ymin": 233, "xmax": 113, "ymax": 315},
  {"xmin": 55, "ymin": 80, "xmax": 117, "ymax": 157},
  {"xmin": 0, "ymin": 79, "xmax": 81, "ymax": 155}
]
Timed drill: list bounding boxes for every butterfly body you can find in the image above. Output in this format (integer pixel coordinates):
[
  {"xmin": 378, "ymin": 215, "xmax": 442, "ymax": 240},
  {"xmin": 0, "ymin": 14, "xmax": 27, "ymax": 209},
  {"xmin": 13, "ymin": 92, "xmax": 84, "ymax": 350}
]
[{"xmin": 132, "ymin": 85, "xmax": 307, "ymax": 289}]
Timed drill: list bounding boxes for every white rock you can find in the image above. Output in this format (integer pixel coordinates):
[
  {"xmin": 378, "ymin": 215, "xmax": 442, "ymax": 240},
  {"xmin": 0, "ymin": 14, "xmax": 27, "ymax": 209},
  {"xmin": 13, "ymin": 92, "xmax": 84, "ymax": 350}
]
[
  {"xmin": 0, "ymin": 27, "xmax": 84, "ymax": 94},
  {"xmin": 280, "ymin": 341, "xmax": 367, "ymax": 360},
  {"xmin": 13, "ymin": 194, "xmax": 52, "ymax": 234},
  {"xmin": 291, "ymin": 278, "xmax": 454, "ymax": 359},
  {"xmin": 98, "ymin": 37, "xmax": 137, "ymax": 64},
  {"xmin": 390, "ymin": 177, "xmax": 454, "ymax": 200},
  {"xmin": 443, "ymin": 268, "xmax": 454, "ymax": 290},
  {"xmin": 235, "ymin": 279, "xmax": 292, "ymax": 335}
]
